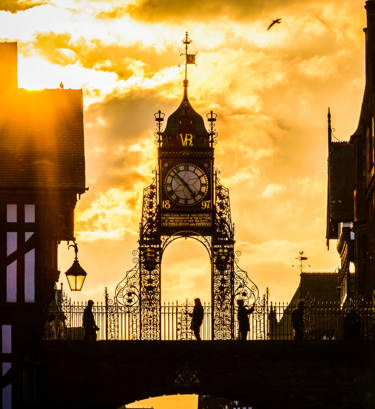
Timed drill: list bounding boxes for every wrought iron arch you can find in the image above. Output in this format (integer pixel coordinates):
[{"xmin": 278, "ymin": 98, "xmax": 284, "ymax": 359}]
[
  {"xmin": 112, "ymin": 61, "xmax": 260, "ymax": 339},
  {"xmin": 161, "ymin": 231, "xmax": 212, "ymax": 257}
]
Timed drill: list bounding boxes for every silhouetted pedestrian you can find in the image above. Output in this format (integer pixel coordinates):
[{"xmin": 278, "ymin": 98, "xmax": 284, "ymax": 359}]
[
  {"xmin": 83, "ymin": 300, "xmax": 99, "ymax": 341},
  {"xmin": 343, "ymin": 308, "xmax": 361, "ymax": 341},
  {"xmin": 190, "ymin": 298, "xmax": 204, "ymax": 340},
  {"xmin": 268, "ymin": 305, "xmax": 278, "ymax": 340},
  {"xmin": 57, "ymin": 313, "xmax": 67, "ymax": 339},
  {"xmin": 292, "ymin": 300, "xmax": 305, "ymax": 341},
  {"xmin": 237, "ymin": 299, "xmax": 255, "ymax": 340},
  {"xmin": 44, "ymin": 314, "xmax": 57, "ymax": 340}
]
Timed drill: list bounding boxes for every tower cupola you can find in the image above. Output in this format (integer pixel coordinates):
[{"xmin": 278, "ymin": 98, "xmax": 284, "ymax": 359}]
[{"xmin": 161, "ymin": 32, "xmax": 209, "ymax": 149}]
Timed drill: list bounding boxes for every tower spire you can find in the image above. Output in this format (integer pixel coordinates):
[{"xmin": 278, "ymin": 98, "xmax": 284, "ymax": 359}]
[
  {"xmin": 328, "ymin": 107, "xmax": 332, "ymax": 148},
  {"xmin": 181, "ymin": 31, "xmax": 196, "ymax": 99}
]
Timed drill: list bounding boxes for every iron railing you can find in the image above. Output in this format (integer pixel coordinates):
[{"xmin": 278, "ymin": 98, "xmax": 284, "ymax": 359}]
[{"xmin": 45, "ymin": 299, "xmax": 375, "ymax": 341}]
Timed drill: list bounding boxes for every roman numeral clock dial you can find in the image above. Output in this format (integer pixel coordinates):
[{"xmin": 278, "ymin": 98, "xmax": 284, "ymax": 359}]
[{"xmin": 165, "ymin": 163, "xmax": 208, "ymax": 206}]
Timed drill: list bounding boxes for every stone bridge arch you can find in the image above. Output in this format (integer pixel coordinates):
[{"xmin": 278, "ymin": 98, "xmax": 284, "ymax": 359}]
[{"xmin": 38, "ymin": 340, "xmax": 375, "ymax": 409}]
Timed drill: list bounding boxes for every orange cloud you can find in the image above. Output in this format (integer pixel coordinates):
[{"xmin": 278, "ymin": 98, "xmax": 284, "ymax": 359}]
[
  {"xmin": 1, "ymin": 0, "xmax": 363, "ymax": 305},
  {"xmin": 99, "ymin": 0, "xmax": 302, "ymax": 22},
  {"xmin": 0, "ymin": 0, "xmax": 46, "ymax": 13},
  {"xmin": 25, "ymin": 33, "xmax": 179, "ymax": 80}
]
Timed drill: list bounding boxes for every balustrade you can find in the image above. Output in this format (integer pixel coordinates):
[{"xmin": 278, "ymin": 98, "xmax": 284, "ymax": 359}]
[{"xmin": 45, "ymin": 299, "xmax": 375, "ymax": 341}]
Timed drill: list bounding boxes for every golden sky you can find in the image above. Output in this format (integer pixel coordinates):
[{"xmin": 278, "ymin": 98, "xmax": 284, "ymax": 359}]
[{"xmin": 0, "ymin": 0, "xmax": 368, "ymax": 307}]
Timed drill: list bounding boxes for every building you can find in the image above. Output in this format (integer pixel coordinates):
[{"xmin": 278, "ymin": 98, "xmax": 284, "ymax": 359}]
[
  {"xmin": 271, "ymin": 272, "xmax": 339, "ymax": 340},
  {"xmin": 0, "ymin": 42, "xmax": 85, "ymax": 408},
  {"xmin": 327, "ymin": 0, "xmax": 375, "ymax": 304}
]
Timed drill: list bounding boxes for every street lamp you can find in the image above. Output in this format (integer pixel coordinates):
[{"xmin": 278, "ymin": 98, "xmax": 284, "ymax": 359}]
[{"xmin": 64, "ymin": 241, "xmax": 87, "ymax": 291}]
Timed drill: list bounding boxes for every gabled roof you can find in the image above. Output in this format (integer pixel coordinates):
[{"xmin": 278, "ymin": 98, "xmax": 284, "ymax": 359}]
[
  {"xmin": 290, "ymin": 272, "xmax": 339, "ymax": 305},
  {"xmin": 0, "ymin": 88, "xmax": 85, "ymax": 191}
]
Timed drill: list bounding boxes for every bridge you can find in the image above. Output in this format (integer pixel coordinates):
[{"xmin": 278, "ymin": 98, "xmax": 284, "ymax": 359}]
[
  {"xmin": 32, "ymin": 340, "xmax": 375, "ymax": 409},
  {"xmin": 2, "ymin": 11, "xmax": 375, "ymax": 408}
]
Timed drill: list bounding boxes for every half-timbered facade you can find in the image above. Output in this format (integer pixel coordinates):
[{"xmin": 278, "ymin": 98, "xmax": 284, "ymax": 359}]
[{"xmin": 0, "ymin": 42, "xmax": 85, "ymax": 409}]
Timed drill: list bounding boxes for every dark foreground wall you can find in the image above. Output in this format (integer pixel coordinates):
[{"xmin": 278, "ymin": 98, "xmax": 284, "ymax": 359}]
[{"xmin": 26, "ymin": 340, "xmax": 375, "ymax": 409}]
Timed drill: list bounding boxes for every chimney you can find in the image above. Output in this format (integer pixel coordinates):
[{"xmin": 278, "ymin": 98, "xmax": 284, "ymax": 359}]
[{"xmin": 0, "ymin": 42, "xmax": 18, "ymax": 92}]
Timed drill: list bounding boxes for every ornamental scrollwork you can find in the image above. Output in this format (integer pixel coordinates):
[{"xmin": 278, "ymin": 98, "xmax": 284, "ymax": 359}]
[
  {"xmin": 176, "ymin": 302, "xmax": 194, "ymax": 340},
  {"xmin": 140, "ymin": 180, "xmax": 159, "ymax": 243},
  {"xmin": 113, "ymin": 251, "xmax": 140, "ymax": 339},
  {"xmin": 214, "ymin": 182, "xmax": 234, "ymax": 242}
]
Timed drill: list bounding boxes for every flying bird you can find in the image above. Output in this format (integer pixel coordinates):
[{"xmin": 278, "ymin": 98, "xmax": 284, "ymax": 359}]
[{"xmin": 267, "ymin": 18, "xmax": 282, "ymax": 31}]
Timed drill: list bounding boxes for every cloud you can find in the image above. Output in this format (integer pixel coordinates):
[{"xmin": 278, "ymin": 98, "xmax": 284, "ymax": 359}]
[
  {"xmin": 0, "ymin": 0, "xmax": 46, "ymax": 13},
  {"xmin": 74, "ymin": 87, "xmax": 179, "ymax": 242},
  {"xmin": 26, "ymin": 32, "xmax": 179, "ymax": 80},
  {"xmin": 75, "ymin": 187, "xmax": 142, "ymax": 241},
  {"xmin": 261, "ymin": 184, "xmax": 286, "ymax": 198},
  {"xmin": 85, "ymin": 89, "xmax": 174, "ymax": 149},
  {"xmin": 98, "ymin": 0, "xmax": 303, "ymax": 22},
  {"xmin": 6, "ymin": 0, "xmax": 359, "ymax": 304}
]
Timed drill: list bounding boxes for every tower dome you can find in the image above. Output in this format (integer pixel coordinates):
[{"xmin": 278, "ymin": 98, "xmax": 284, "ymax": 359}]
[
  {"xmin": 161, "ymin": 32, "xmax": 210, "ymax": 150},
  {"xmin": 162, "ymin": 93, "xmax": 209, "ymax": 149}
]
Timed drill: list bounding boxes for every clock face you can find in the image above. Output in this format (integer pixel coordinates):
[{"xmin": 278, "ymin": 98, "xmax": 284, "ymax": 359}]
[{"xmin": 165, "ymin": 163, "xmax": 209, "ymax": 206}]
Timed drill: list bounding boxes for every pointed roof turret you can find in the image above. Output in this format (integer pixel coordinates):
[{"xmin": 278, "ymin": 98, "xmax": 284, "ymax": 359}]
[{"xmin": 162, "ymin": 33, "xmax": 210, "ymax": 149}]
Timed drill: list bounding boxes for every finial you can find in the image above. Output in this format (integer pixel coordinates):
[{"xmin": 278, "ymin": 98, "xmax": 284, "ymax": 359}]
[
  {"xmin": 154, "ymin": 110, "xmax": 165, "ymax": 146},
  {"xmin": 206, "ymin": 110, "xmax": 217, "ymax": 146},
  {"xmin": 68, "ymin": 240, "xmax": 79, "ymax": 261},
  {"xmin": 328, "ymin": 107, "xmax": 332, "ymax": 146},
  {"xmin": 181, "ymin": 31, "xmax": 196, "ymax": 99}
]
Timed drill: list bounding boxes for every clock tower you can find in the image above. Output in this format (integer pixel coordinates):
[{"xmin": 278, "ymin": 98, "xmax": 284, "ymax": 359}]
[
  {"xmin": 115, "ymin": 33, "xmax": 258, "ymax": 340},
  {"xmin": 158, "ymin": 37, "xmax": 214, "ymax": 233}
]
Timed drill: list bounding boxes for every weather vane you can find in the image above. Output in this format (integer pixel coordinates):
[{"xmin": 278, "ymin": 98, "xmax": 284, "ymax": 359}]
[
  {"xmin": 292, "ymin": 250, "xmax": 310, "ymax": 274},
  {"xmin": 181, "ymin": 32, "xmax": 197, "ymax": 97}
]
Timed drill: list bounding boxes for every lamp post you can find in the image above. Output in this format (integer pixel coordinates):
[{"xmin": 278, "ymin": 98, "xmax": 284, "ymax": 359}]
[{"xmin": 64, "ymin": 241, "xmax": 87, "ymax": 291}]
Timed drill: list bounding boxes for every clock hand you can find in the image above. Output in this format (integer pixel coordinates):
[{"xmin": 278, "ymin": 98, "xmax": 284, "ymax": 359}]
[{"xmin": 171, "ymin": 170, "xmax": 197, "ymax": 198}]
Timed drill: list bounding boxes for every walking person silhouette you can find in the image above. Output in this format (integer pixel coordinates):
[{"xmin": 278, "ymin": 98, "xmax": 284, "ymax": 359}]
[
  {"xmin": 83, "ymin": 300, "xmax": 99, "ymax": 341},
  {"xmin": 190, "ymin": 298, "xmax": 204, "ymax": 340},
  {"xmin": 292, "ymin": 300, "xmax": 305, "ymax": 341},
  {"xmin": 237, "ymin": 299, "xmax": 255, "ymax": 340}
]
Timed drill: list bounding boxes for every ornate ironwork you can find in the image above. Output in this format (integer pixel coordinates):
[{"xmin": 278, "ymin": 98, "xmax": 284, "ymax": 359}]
[
  {"xmin": 234, "ymin": 254, "xmax": 262, "ymax": 339},
  {"xmin": 211, "ymin": 179, "xmax": 235, "ymax": 339},
  {"xmin": 60, "ymin": 291, "xmax": 73, "ymax": 331},
  {"xmin": 206, "ymin": 110, "xmax": 218, "ymax": 147},
  {"xmin": 176, "ymin": 301, "xmax": 194, "ymax": 340},
  {"xmin": 139, "ymin": 244, "xmax": 161, "ymax": 339},
  {"xmin": 113, "ymin": 251, "xmax": 140, "ymax": 339},
  {"xmin": 114, "ymin": 58, "xmax": 260, "ymax": 339},
  {"xmin": 211, "ymin": 245, "xmax": 234, "ymax": 339},
  {"xmin": 214, "ymin": 181, "xmax": 234, "ymax": 242},
  {"xmin": 234, "ymin": 256, "xmax": 259, "ymax": 306},
  {"xmin": 49, "ymin": 297, "xmax": 375, "ymax": 341},
  {"xmin": 113, "ymin": 155, "xmax": 259, "ymax": 340},
  {"xmin": 140, "ymin": 180, "xmax": 159, "ymax": 244},
  {"xmin": 162, "ymin": 232, "xmax": 211, "ymax": 255}
]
